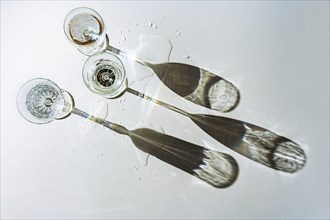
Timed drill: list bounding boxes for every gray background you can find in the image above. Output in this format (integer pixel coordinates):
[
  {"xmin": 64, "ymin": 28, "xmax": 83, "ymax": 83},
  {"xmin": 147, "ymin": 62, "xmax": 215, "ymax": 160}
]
[{"xmin": 1, "ymin": 1, "xmax": 329, "ymax": 219}]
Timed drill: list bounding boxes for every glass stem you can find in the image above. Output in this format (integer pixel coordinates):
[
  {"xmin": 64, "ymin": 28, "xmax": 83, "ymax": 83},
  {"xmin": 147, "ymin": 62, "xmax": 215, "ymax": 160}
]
[
  {"xmin": 71, "ymin": 107, "xmax": 129, "ymax": 135},
  {"xmin": 106, "ymin": 45, "xmax": 146, "ymax": 66},
  {"xmin": 126, "ymin": 87, "xmax": 191, "ymax": 118}
]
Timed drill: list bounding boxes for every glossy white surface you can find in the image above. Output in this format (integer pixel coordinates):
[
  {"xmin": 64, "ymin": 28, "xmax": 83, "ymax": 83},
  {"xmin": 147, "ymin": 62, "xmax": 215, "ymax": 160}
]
[{"xmin": 1, "ymin": 1, "xmax": 329, "ymax": 219}]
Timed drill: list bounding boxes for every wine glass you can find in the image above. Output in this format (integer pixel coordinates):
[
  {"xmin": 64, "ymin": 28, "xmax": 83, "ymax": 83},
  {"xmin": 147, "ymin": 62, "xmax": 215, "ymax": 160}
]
[
  {"xmin": 17, "ymin": 78, "xmax": 74, "ymax": 124},
  {"xmin": 64, "ymin": 7, "xmax": 108, "ymax": 56},
  {"xmin": 82, "ymin": 51, "xmax": 127, "ymax": 98}
]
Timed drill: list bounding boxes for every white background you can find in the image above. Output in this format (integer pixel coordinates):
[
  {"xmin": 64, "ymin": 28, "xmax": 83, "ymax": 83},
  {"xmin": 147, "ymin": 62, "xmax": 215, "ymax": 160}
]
[{"xmin": 1, "ymin": 1, "xmax": 329, "ymax": 219}]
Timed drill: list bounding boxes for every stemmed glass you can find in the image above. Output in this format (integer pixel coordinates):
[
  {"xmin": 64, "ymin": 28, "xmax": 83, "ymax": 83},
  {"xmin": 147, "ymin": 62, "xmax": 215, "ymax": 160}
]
[{"xmin": 17, "ymin": 78, "xmax": 239, "ymax": 188}]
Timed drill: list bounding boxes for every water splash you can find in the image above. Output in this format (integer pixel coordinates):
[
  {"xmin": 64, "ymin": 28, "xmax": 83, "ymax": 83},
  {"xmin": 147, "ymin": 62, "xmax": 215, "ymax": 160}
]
[{"xmin": 134, "ymin": 34, "xmax": 173, "ymax": 63}]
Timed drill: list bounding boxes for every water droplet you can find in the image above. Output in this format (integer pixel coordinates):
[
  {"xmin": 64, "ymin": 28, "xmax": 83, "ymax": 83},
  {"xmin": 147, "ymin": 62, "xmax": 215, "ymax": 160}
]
[
  {"xmin": 100, "ymin": 153, "xmax": 103, "ymax": 156},
  {"xmin": 127, "ymin": 29, "xmax": 130, "ymax": 32},
  {"xmin": 175, "ymin": 31, "xmax": 181, "ymax": 38},
  {"xmin": 135, "ymin": 22, "xmax": 139, "ymax": 27},
  {"xmin": 122, "ymin": 36, "xmax": 126, "ymax": 41},
  {"xmin": 183, "ymin": 55, "xmax": 190, "ymax": 59},
  {"xmin": 153, "ymin": 24, "xmax": 157, "ymax": 29},
  {"xmin": 149, "ymin": 22, "xmax": 153, "ymax": 28}
]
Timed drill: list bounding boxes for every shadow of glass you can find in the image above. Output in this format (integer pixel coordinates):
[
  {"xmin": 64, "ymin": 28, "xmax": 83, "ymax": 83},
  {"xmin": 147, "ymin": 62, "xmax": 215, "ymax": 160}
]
[{"xmin": 139, "ymin": 61, "xmax": 240, "ymax": 113}]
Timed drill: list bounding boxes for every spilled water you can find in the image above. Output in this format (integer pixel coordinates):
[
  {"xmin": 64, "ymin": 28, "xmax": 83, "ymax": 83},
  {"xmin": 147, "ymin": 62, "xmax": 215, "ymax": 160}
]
[
  {"xmin": 133, "ymin": 34, "xmax": 173, "ymax": 64},
  {"xmin": 127, "ymin": 35, "xmax": 174, "ymax": 124}
]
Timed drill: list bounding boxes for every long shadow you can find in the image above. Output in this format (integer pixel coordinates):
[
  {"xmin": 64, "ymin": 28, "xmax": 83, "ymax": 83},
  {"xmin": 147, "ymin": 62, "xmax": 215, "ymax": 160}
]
[
  {"xmin": 72, "ymin": 107, "xmax": 239, "ymax": 188},
  {"xmin": 91, "ymin": 51, "xmax": 307, "ymax": 174},
  {"xmin": 108, "ymin": 46, "xmax": 240, "ymax": 113}
]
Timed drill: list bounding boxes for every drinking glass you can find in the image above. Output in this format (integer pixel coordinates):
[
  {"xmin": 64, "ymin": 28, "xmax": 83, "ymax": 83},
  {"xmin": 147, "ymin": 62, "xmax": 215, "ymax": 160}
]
[{"xmin": 64, "ymin": 7, "xmax": 108, "ymax": 56}]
